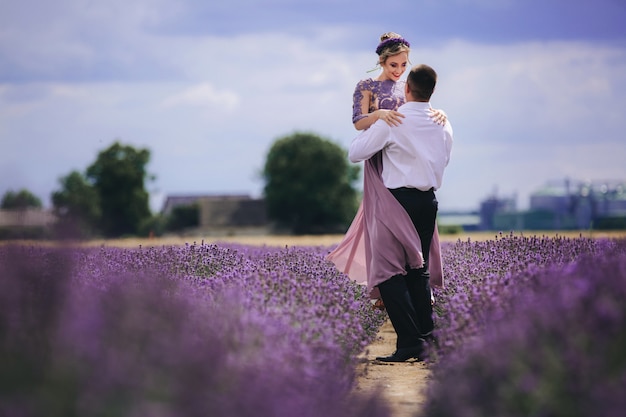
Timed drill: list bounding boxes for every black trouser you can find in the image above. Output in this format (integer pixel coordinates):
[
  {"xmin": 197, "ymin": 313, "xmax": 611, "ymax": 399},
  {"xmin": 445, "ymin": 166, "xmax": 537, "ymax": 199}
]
[{"xmin": 377, "ymin": 187, "xmax": 437, "ymax": 349}]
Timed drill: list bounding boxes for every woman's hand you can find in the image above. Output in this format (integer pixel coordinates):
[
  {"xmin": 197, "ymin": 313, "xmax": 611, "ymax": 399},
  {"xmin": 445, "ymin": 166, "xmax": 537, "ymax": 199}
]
[
  {"xmin": 377, "ymin": 109, "xmax": 405, "ymax": 126},
  {"xmin": 429, "ymin": 108, "xmax": 447, "ymax": 125}
]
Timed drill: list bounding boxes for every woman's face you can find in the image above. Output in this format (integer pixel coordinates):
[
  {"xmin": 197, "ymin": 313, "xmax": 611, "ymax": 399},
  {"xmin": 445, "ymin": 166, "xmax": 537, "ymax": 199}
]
[{"xmin": 380, "ymin": 52, "xmax": 408, "ymax": 82}]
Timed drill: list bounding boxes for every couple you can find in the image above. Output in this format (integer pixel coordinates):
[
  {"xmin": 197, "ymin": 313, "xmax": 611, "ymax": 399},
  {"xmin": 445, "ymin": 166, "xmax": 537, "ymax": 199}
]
[{"xmin": 327, "ymin": 35, "xmax": 454, "ymax": 363}]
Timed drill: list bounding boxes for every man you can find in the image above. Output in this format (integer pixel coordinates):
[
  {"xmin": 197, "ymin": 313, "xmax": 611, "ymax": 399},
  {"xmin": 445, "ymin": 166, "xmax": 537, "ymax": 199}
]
[{"xmin": 348, "ymin": 64, "xmax": 453, "ymax": 362}]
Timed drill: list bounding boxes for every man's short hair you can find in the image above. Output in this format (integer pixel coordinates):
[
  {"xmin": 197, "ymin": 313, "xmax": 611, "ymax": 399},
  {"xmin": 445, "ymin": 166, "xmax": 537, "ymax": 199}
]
[{"xmin": 407, "ymin": 64, "xmax": 437, "ymax": 101}]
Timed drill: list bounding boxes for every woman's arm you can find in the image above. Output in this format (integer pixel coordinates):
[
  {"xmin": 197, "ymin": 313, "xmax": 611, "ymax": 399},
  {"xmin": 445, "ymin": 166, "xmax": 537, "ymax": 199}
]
[
  {"xmin": 354, "ymin": 109, "xmax": 404, "ymax": 130},
  {"xmin": 353, "ymin": 88, "xmax": 404, "ymax": 130}
]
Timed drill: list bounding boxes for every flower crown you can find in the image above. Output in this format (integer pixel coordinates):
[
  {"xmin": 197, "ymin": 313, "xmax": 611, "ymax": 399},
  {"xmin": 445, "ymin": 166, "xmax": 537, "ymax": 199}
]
[{"xmin": 375, "ymin": 37, "xmax": 411, "ymax": 55}]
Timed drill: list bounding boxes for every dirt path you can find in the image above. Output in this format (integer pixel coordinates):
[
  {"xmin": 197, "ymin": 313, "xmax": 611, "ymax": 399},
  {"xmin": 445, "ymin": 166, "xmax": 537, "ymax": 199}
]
[{"xmin": 354, "ymin": 320, "xmax": 431, "ymax": 417}]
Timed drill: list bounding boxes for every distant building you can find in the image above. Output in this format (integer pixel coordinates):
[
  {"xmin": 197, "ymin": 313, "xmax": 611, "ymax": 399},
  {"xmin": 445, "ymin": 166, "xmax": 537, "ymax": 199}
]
[
  {"xmin": 529, "ymin": 179, "xmax": 626, "ymax": 229},
  {"xmin": 478, "ymin": 178, "xmax": 626, "ymax": 231},
  {"xmin": 0, "ymin": 208, "xmax": 56, "ymax": 228},
  {"xmin": 479, "ymin": 194, "xmax": 517, "ymax": 230},
  {"xmin": 0, "ymin": 208, "xmax": 57, "ymax": 239},
  {"xmin": 161, "ymin": 195, "xmax": 209, "ymax": 216},
  {"xmin": 161, "ymin": 194, "xmax": 268, "ymax": 235}
]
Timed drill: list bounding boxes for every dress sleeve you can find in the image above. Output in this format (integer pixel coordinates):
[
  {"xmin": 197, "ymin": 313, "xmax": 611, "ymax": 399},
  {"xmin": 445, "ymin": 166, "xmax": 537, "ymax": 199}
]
[{"xmin": 352, "ymin": 79, "xmax": 370, "ymax": 124}]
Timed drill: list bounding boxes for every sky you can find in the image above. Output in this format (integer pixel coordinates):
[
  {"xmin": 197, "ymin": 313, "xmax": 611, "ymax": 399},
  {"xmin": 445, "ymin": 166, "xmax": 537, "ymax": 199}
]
[{"xmin": 1, "ymin": 0, "xmax": 625, "ymax": 213}]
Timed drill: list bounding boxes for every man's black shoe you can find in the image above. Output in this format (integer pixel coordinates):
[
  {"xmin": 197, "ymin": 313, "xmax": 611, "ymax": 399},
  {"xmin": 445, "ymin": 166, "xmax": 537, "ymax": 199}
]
[{"xmin": 375, "ymin": 346, "xmax": 423, "ymax": 362}]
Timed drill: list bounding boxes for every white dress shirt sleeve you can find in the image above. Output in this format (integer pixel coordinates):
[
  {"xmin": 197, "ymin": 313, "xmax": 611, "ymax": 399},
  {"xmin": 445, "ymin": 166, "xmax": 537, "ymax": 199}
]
[
  {"xmin": 444, "ymin": 123, "xmax": 454, "ymax": 166},
  {"xmin": 348, "ymin": 120, "xmax": 391, "ymax": 163}
]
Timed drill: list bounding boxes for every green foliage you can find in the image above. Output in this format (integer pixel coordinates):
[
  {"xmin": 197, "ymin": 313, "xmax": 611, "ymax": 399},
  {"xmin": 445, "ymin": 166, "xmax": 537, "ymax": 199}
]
[
  {"xmin": 166, "ymin": 203, "xmax": 200, "ymax": 232},
  {"xmin": 50, "ymin": 141, "xmax": 153, "ymax": 238},
  {"xmin": 138, "ymin": 214, "xmax": 166, "ymax": 238},
  {"xmin": 437, "ymin": 224, "xmax": 463, "ymax": 235},
  {"xmin": 136, "ymin": 204, "xmax": 199, "ymax": 238},
  {"xmin": 86, "ymin": 141, "xmax": 152, "ymax": 237},
  {"xmin": 51, "ymin": 171, "xmax": 101, "ymax": 238},
  {"xmin": 262, "ymin": 131, "xmax": 360, "ymax": 234},
  {"xmin": 594, "ymin": 216, "xmax": 626, "ymax": 230},
  {"xmin": 1, "ymin": 189, "xmax": 42, "ymax": 209},
  {"xmin": 0, "ymin": 226, "xmax": 51, "ymax": 240}
]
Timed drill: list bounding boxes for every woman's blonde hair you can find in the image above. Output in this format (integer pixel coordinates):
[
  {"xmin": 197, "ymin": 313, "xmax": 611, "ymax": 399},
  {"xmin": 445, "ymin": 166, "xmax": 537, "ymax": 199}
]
[{"xmin": 376, "ymin": 32, "xmax": 411, "ymax": 65}]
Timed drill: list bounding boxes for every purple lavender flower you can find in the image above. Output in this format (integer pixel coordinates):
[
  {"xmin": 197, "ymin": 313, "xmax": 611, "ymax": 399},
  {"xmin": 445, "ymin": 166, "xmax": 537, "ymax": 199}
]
[
  {"xmin": 0, "ymin": 242, "xmax": 389, "ymax": 417},
  {"xmin": 421, "ymin": 237, "xmax": 626, "ymax": 417}
]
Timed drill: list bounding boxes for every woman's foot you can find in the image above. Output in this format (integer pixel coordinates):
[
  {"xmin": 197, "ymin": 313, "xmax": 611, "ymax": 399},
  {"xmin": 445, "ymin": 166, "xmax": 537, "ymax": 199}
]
[{"xmin": 373, "ymin": 298, "xmax": 385, "ymax": 311}]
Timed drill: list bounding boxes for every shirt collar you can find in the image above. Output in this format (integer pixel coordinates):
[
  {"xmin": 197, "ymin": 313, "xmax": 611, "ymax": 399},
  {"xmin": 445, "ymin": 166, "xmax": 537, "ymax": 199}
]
[{"xmin": 401, "ymin": 101, "xmax": 432, "ymax": 110}]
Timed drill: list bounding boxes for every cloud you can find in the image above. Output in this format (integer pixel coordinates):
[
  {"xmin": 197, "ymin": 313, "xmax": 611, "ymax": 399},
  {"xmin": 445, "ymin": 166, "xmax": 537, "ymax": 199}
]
[
  {"xmin": 424, "ymin": 39, "xmax": 626, "ymax": 140},
  {"xmin": 397, "ymin": 39, "xmax": 626, "ymax": 209},
  {"xmin": 1, "ymin": 3, "xmax": 625, "ymax": 212},
  {"xmin": 160, "ymin": 83, "xmax": 240, "ymax": 111},
  {"xmin": 0, "ymin": 0, "xmax": 182, "ymax": 82}
]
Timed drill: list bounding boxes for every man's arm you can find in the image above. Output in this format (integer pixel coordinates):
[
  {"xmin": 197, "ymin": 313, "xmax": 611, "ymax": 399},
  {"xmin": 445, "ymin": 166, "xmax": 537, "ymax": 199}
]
[
  {"xmin": 444, "ymin": 123, "xmax": 453, "ymax": 166},
  {"xmin": 348, "ymin": 121, "xmax": 391, "ymax": 163}
]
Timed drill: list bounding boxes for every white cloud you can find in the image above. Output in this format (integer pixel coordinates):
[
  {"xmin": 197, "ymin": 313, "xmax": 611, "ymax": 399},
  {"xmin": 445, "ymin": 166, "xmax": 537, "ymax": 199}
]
[
  {"xmin": 394, "ymin": 39, "xmax": 626, "ymax": 209},
  {"xmin": 160, "ymin": 83, "xmax": 240, "ymax": 111},
  {"xmin": 421, "ymin": 40, "xmax": 626, "ymax": 140},
  {"xmin": 1, "ymin": 20, "xmax": 625, "ymax": 212}
]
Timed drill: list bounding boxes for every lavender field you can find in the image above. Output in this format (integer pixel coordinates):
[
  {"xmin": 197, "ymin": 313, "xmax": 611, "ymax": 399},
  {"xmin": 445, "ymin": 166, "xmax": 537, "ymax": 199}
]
[{"xmin": 1, "ymin": 233, "xmax": 625, "ymax": 417}]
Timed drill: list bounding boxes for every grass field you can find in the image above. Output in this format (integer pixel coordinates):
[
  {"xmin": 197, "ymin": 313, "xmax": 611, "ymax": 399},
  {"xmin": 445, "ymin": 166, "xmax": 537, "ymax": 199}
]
[{"xmin": 76, "ymin": 229, "xmax": 626, "ymax": 248}]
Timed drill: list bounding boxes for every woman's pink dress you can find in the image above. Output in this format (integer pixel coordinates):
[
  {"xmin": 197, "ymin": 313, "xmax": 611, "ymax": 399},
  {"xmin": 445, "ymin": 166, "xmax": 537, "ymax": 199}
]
[{"xmin": 326, "ymin": 78, "xmax": 444, "ymax": 298}]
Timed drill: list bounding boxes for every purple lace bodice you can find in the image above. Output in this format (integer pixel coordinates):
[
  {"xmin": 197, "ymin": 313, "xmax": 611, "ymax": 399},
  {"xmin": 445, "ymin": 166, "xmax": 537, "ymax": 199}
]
[{"xmin": 352, "ymin": 78, "xmax": 406, "ymax": 124}]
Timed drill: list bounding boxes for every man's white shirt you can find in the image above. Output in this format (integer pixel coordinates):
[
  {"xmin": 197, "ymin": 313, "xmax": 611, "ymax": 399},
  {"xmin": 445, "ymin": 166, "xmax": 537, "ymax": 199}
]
[{"xmin": 348, "ymin": 101, "xmax": 453, "ymax": 191}]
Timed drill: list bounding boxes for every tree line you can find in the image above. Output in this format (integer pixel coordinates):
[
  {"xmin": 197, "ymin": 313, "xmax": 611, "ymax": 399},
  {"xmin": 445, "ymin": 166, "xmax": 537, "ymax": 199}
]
[{"xmin": 1, "ymin": 132, "xmax": 360, "ymax": 238}]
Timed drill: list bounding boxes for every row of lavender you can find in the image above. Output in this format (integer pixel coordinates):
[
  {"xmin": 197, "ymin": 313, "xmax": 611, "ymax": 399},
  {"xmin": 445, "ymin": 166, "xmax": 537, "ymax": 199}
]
[
  {"xmin": 2, "ymin": 234, "xmax": 625, "ymax": 416},
  {"xmin": 0, "ymin": 243, "xmax": 389, "ymax": 417},
  {"xmin": 424, "ymin": 234, "xmax": 626, "ymax": 417}
]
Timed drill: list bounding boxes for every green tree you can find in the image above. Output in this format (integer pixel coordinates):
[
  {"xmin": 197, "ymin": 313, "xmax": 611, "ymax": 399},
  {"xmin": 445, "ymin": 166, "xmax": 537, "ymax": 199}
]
[
  {"xmin": 262, "ymin": 131, "xmax": 360, "ymax": 234},
  {"xmin": 86, "ymin": 141, "xmax": 152, "ymax": 237},
  {"xmin": 1, "ymin": 189, "xmax": 42, "ymax": 209},
  {"xmin": 166, "ymin": 203, "xmax": 200, "ymax": 232},
  {"xmin": 51, "ymin": 171, "xmax": 101, "ymax": 237}
]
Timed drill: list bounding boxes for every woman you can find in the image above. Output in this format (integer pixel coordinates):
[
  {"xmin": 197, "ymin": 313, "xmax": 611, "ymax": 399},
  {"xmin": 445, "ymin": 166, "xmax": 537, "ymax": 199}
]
[
  {"xmin": 352, "ymin": 32, "xmax": 447, "ymax": 130},
  {"xmin": 327, "ymin": 32, "xmax": 445, "ymax": 310}
]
